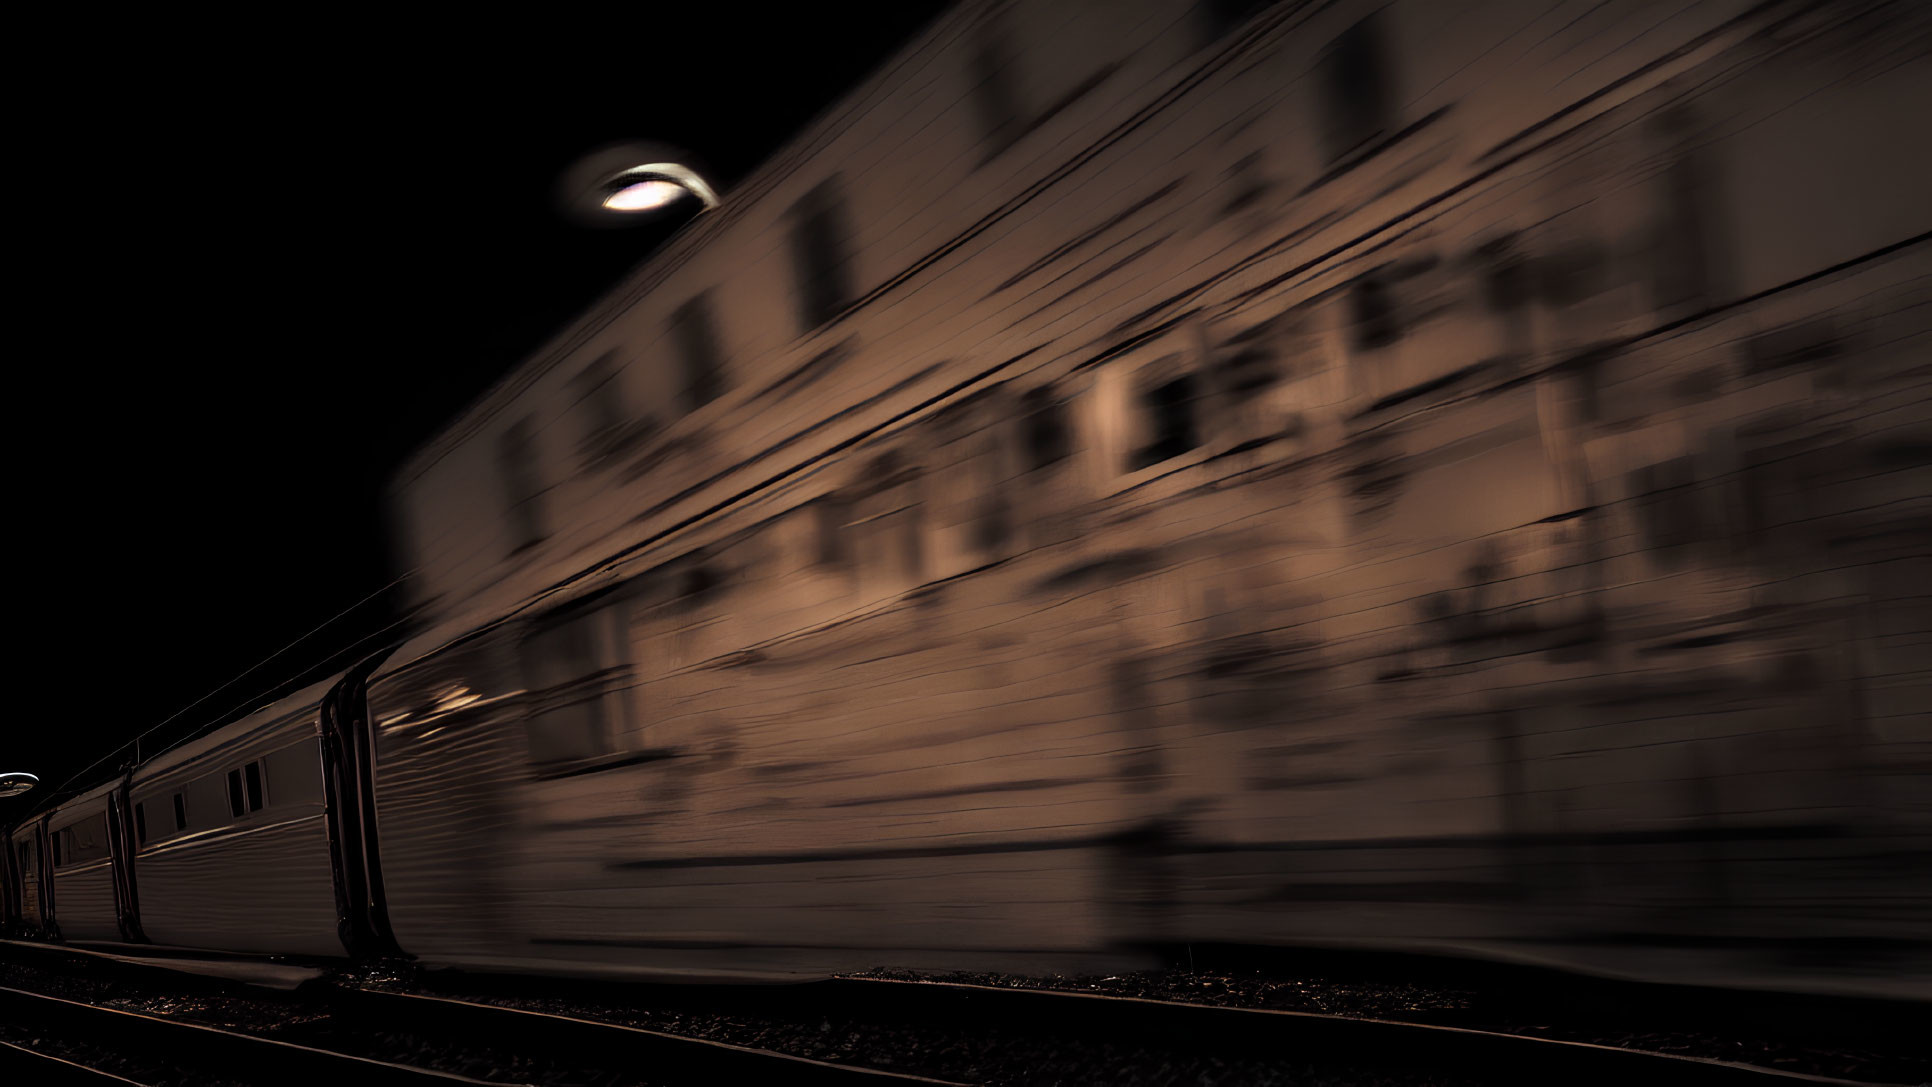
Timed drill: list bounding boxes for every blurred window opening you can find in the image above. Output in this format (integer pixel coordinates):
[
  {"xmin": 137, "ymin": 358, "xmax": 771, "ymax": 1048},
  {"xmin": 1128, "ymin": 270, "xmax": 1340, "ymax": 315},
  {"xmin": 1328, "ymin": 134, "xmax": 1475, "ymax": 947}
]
[
  {"xmin": 1632, "ymin": 457, "xmax": 1704, "ymax": 560},
  {"xmin": 1478, "ymin": 234, "xmax": 1530, "ymax": 313},
  {"xmin": 244, "ymin": 761, "xmax": 265, "ymax": 813},
  {"xmin": 520, "ymin": 598, "xmax": 630, "ymax": 768},
  {"xmin": 1133, "ymin": 374, "xmax": 1202, "ymax": 469},
  {"xmin": 134, "ymin": 802, "xmax": 147, "ymax": 845},
  {"xmin": 815, "ymin": 495, "xmax": 852, "ymax": 570},
  {"xmin": 498, "ymin": 418, "xmax": 545, "ymax": 553},
  {"xmin": 580, "ymin": 351, "xmax": 625, "ymax": 439},
  {"xmin": 672, "ymin": 293, "xmax": 727, "ymax": 410},
  {"xmin": 1197, "ymin": 0, "xmax": 1275, "ymax": 43},
  {"xmin": 852, "ymin": 454, "xmax": 925, "ymax": 591},
  {"xmin": 227, "ymin": 768, "xmax": 245, "ymax": 818},
  {"xmin": 1351, "ymin": 274, "xmax": 1400, "ymax": 350},
  {"xmin": 1649, "ymin": 106, "xmax": 1721, "ymax": 315},
  {"xmin": 975, "ymin": 432, "xmax": 1013, "ymax": 556},
  {"xmin": 571, "ymin": 351, "xmax": 633, "ymax": 468},
  {"xmin": 1320, "ymin": 14, "xmax": 1394, "ymax": 163},
  {"xmin": 789, "ymin": 178, "xmax": 856, "ymax": 331},
  {"xmin": 1022, "ymin": 387, "xmax": 1071, "ymax": 470},
  {"xmin": 172, "ymin": 792, "xmax": 187, "ymax": 832},
  {"xmin": 50, "ymin": 834, "xmax": 60, "ymax": 867},
  {"xmin": 1219, "ymin": 320, "xmax": 1282, "ymax": 395},
  {"xmin": 971, "ymin": 13, "xmax": 1024, "ymax": 158}
]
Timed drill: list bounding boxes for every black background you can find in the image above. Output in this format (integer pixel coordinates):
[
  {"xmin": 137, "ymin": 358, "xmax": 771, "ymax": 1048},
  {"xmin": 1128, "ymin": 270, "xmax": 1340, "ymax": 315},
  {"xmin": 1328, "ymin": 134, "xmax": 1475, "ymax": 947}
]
[{"xmin": 11, "ymin": 6, "xmax": 951, "ymax": 810}]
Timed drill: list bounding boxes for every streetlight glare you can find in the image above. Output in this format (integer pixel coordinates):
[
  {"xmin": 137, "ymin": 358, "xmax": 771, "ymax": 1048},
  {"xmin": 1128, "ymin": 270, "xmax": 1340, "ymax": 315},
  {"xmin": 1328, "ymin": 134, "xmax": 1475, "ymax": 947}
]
[
  {"xmin": 602, "ymin": 179, "xmax": 687, "ymax": 212},
  {"xmin": 0, "ymin": 771, "xmax": 37, "ymax": 797},
  {"xmin": 557, "ymin": 142, "xmax": 722, "ymax": 227}
]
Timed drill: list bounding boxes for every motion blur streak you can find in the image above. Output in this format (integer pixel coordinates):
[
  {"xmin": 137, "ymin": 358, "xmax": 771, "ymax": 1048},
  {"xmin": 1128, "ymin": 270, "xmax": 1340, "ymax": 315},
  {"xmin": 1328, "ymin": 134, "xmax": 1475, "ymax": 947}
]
[{"xmin": 9, "ymin": 0, "xmax": 1930, "ymax": 1000}]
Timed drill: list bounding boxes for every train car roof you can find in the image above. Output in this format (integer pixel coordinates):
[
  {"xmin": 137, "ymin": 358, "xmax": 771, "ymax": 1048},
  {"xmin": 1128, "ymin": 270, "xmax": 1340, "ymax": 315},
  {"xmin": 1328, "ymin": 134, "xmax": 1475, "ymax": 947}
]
[{"xmin": 130, "ymin": 673, "xmax": 340, "ymax": 784}]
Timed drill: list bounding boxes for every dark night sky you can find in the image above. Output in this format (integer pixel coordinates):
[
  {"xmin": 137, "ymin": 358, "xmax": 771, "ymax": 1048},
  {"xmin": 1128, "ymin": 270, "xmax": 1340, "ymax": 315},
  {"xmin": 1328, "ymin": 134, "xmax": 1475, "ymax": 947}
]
[{"xmin": 13, "ymin": 7, "xmax": 951, "ymax": 810}]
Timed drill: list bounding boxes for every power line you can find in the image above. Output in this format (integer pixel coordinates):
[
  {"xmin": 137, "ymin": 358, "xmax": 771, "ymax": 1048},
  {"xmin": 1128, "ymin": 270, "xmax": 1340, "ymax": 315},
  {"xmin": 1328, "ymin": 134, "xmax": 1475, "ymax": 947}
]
[{"xmin": 31, "ymin": 575, "xmax": 413, "ymax": 809}]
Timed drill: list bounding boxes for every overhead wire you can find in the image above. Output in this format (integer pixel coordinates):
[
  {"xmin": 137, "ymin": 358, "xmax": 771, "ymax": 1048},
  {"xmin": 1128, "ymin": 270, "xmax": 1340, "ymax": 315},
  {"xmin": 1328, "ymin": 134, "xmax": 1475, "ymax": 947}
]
[{"xmin": 27, "ymin": 574, "xmax": 415, "ymax": 812}]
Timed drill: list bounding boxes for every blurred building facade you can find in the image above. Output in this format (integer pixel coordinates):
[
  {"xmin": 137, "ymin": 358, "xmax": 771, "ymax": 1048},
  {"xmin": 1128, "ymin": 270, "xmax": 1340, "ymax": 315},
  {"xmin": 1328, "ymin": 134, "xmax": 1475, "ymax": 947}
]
[{"xmin": 382, "ymin": 0, "xmax": 1931, "ymax": 988}]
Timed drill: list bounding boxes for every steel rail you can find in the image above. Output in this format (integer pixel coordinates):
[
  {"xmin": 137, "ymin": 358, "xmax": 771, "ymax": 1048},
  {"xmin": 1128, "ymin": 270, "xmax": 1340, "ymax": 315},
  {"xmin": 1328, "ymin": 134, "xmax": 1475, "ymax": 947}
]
[
  {"xmin": 335, "ymin": 986, "xmax": 971, "ymax": 1087},
  {"xmin": 817, "ymin": 977, "xmax": 1910, "ymax": 1087},
  {"xmin": 0, "ymin": 1037, "xmax": 150, "ymax": 1085},
  {"xmin": 0, "ymin": 985, "xmax": 500, "ymax": 1086}
]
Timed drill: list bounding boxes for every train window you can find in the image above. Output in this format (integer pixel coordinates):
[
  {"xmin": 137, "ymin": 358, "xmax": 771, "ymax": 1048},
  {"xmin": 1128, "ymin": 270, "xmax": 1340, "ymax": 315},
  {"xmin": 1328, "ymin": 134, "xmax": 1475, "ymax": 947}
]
[
  {"xmin": 814, "ymin": 495, "xmax": 851, "ymax": 570},
  {"xmin": 172, "ymin": 792, "xmax": 187, "ymax": 832},
  {"xmin": 970, "ymin": 12, "xmax": 1023, "ymax": 158},
  {"xmin": 1351, "ymin": 275, "xmax": 1401, "ymax": 351},
  {"xmin": 789, "ymin": 176, "xmax": 855, "ymax": 332},
  {"xmin": 521, "ymin": 601, "xmax": 629, "ymax": 767},
  {"xmin": 1132, "ymin": 373, "xmax": 1202, "ymax": 470},
  {"xmin": 1022, "ymin": 388, "xmax": 1071, "ymax": 471},
  {"xmin": 135, "ymin": 802, "xmax": 147, "ymax": 845},
  {"xmin": 227, "ymin": 761, "xmax": 266, "ymax": 817},
  {"xmin": 1320, "ymin": 14, "xmax": 1395, "ymax": 164},
  {"xmin": 572, "ymin": 350, "xmax": 640, "ymax": 468},
  {"xmin": 498, "ymin": 417, "xmax": 545, "ymax": 553},
  {"xmin": 1647, "ymin": 105, "xmax": 1720, "ymax": 315},
  {"xmin": 54, "ymin": 816, "xmax": 110, "ymax": 867},
  {"xmin": 671, "ymin": 293, "xmax": 726, "ymax": 411},
  {"xmin": 1197, "ymin": 0, "xmax": 1273, "ymax": 42}
]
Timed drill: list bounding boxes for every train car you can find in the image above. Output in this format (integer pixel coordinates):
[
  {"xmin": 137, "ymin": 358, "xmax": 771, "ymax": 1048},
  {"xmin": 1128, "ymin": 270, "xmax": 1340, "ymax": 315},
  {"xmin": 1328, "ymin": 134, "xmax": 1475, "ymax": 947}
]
[
  {"xmin": 44, "ymin": 782, "xmax": 123, "ymax": 943},
  {"xmin": 371, "ymin": 0, "xmax": 1930, "ymax": 995},
  {"xmin": 4, "ymin": 0, "xmax": 1927, "ymax": 1001},
  {"xmin": 124, "ymin": 677, "xmax": 344, "ymax": 957}
]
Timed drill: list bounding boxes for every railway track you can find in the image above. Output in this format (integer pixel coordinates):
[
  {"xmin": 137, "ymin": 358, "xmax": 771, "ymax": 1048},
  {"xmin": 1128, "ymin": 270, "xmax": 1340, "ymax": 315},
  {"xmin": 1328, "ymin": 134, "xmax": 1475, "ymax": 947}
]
[
  {"xmin": 332, "ymin": 987, "xmax": 967, "ymax": 1085},
  {"xmin": 0, "ymin": 949, "xmax": 966, "ymax": 1086},
  {"xmin": 0, "ymin": 1037, "xmax": 148, "ymax": 1085},
  {"xmin": 0, "ymin": 984, "xmax": 492, "ymax": 1086},
  {"xmin": 2, "ymin": 940, "xmax": 1918, "ymax": 1086},
  {"xmin": 812, "ymin": 977, "xmax": 1903, "ymax": 1087}
]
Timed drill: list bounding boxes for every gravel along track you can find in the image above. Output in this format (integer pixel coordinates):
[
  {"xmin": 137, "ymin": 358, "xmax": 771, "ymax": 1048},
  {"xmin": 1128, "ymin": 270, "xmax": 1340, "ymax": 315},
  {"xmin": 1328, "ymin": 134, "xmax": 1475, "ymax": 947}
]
[
  {"xmin": 842, "ymin": 960, "xmax": 1927, "ymax": 1086},
  {"xmin": 368, "ymin": 983, "xmax": 1494, "ymax": 1087},
  {"xmin": 0, "ymin": 958, "xmax": 632, "ymax": 1085},
  {"xmin": 370, "ymin": 955, "xmax": 1925, "ymax": 1087},
  {"xmin": 0, "ymin": 1025, "xmax": 235, "ymax": 1086},
  {"xmin": 6, "ymin": 944, "xmax": 1922, "ymax": 1086}
]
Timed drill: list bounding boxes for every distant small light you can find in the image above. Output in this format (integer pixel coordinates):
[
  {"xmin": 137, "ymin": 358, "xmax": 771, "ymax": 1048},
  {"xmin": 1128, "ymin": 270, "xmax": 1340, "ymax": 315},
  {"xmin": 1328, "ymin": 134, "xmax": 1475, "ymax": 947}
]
[{"xmin": 602, "ymin": 179, "xmax": 687, "ymax": 212}]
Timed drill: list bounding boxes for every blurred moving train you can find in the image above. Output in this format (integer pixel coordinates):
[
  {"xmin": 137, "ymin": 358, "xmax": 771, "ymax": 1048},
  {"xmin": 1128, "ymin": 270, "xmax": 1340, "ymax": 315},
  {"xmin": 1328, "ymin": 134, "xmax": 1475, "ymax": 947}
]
[{"xmin": 7, "ymin": 0, "xmax": 1930, "ymax": 998}]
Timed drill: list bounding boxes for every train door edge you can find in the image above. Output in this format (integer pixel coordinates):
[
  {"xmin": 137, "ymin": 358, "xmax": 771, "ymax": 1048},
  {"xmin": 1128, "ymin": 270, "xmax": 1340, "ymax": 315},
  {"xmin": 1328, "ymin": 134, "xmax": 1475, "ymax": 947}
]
[
  {"xmin": 321, "ymin": 647, "xmax": 404, "ymax": 959},
  {"xmin": 36, "ymin": 814, "xmax": 59, "ymax": 941},
  {"xmin": 108, "ymin": 769, "xmax": 148, "ymax": 943},
  {"xmin": 1, "ymin": 821, "xmax": 16, "ymax": 933}
]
